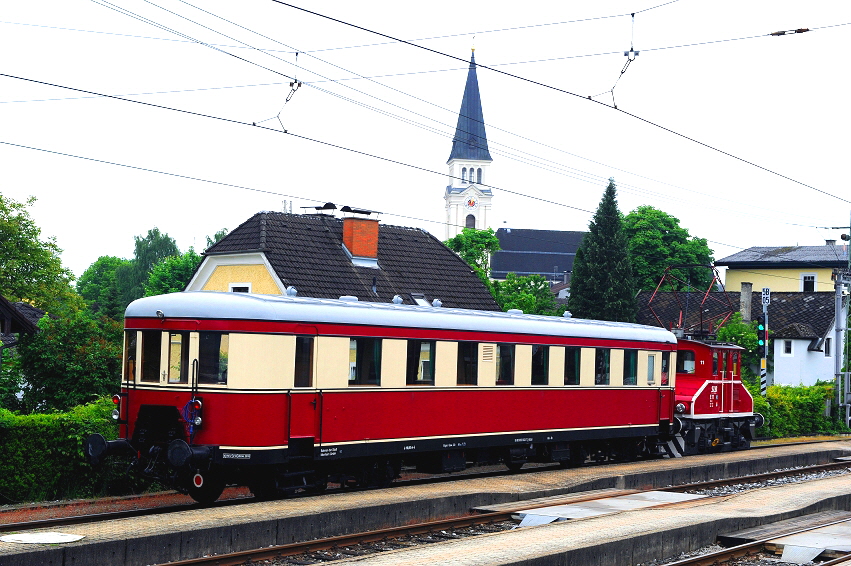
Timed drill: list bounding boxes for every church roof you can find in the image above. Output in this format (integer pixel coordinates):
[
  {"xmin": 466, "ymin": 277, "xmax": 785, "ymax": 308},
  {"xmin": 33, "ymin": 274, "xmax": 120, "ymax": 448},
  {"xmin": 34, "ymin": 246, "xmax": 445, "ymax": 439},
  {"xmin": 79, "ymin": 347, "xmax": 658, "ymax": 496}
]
[
  {"xmin": 447, "ymin": 51, "xmax": 492, "ymax": 163},
  {"xmin": 203, "ymin": 212, "xmax": 501, "ymax": 311}
]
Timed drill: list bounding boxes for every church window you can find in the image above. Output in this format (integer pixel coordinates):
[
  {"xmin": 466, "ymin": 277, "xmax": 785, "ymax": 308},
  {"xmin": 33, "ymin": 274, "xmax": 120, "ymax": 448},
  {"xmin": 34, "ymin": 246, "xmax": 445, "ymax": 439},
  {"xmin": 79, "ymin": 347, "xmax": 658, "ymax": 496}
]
[
  {"xmin": 477, "ymin": 168, "xmax": 482, "ymax": 184},
  {"xmin": 466, "ymin": 214, "xmax": 476, "ymax": 228},
  {"xmin": 461, "ymin": 167, "xmax": 467, "ymax": 183}
]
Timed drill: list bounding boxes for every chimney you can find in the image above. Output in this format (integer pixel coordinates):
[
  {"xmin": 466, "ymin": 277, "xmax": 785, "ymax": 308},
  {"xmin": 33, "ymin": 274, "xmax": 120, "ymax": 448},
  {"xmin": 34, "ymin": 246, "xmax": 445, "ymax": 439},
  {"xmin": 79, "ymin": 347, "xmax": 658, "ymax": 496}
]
[
  {"xmin": 740, "ymin": 281, "xmax": 753, "ymax": 322},
  {"xmin": 341, "ymin": 207, "xmax": 380, "ymax": 268},
  {"xmin": 826, "ymin": 239, "xmax": 836, "ymax": 246}
]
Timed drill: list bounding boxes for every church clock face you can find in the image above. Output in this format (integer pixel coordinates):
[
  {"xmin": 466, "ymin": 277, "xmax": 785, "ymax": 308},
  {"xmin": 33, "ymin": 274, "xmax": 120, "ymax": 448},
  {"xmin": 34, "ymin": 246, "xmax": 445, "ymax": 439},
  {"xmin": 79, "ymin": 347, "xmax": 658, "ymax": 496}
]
[{"xmin": 464, "ymin": 195, "xmax": 479, "ymax": 210}]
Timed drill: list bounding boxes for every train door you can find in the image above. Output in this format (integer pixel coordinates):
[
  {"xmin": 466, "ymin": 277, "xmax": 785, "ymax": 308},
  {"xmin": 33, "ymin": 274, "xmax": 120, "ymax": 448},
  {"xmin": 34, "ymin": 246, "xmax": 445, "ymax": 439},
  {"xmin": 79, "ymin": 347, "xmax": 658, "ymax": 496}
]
[
  {"xmin": 287, "ymin": 327, "xmax": 321, "ymax": 457},
  {"xmin": 720, "ymin": 349, "xmax": 733, "ymax": 413}
]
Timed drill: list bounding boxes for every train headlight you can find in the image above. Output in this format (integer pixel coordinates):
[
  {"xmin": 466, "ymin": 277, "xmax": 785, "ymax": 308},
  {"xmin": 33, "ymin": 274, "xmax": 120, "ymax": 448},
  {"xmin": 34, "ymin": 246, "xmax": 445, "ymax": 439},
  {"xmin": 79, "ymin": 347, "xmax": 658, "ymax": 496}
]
[
  {"xmin": 675, "ymin": 402, "xmax": 686, "ymax": 413},
  {"xmin": 112, "ymin": 394, "xmax": 121, "ymax": 405},
  {"xmin": 111, "ymin": 409, "xmax": 120, "ymax": 420},
  {"xmin": 193, "ymin": 416, "xmax": 202, "ymax": 426}
]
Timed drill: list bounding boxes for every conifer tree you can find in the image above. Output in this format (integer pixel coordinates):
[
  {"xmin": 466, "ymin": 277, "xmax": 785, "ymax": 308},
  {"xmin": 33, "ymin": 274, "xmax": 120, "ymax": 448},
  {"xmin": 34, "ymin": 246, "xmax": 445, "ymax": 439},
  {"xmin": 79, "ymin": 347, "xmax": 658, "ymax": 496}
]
[{"xmin": 569, "ymin": 179, "xmax": 636, "ymax": 322}]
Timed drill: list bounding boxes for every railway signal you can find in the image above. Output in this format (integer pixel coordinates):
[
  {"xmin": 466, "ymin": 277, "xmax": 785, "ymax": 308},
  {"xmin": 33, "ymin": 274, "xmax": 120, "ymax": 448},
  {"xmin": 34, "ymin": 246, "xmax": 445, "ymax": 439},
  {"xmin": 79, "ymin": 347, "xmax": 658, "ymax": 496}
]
[{"xmin": 756, "ymin": 317, "xmax": 766, "ymax": 358}]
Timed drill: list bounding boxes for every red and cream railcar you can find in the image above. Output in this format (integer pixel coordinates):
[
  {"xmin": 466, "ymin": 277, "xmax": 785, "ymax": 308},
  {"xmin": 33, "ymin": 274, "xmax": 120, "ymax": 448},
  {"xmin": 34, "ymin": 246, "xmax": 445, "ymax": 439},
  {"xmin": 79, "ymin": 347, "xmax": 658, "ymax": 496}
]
[
  {"xmin": 666, "ymin": 339, "xmax": 762, "ymax": 456},
  {"xmin": 88, "ymin": 291, "xmax": 684, "ymax": 503}
]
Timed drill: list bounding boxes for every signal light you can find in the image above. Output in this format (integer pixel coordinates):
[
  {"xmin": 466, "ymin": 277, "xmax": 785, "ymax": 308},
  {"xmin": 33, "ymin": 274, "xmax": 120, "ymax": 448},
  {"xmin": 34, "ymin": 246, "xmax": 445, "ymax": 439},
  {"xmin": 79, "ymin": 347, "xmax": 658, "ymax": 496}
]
[{"xmin": 756, "ymin": 316, "xmax": 767, "ymax": 358}]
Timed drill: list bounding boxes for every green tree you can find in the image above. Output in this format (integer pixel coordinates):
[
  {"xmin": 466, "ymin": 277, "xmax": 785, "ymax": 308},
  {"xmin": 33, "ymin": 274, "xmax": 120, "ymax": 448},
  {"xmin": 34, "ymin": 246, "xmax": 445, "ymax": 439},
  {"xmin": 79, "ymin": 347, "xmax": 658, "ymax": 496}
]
[
  {"xmin": 493, "ymin": 273, "xmax": 564, "ymax": 315},
  {"xmin": 444, "ymin": 227, "xmax": 501, "ymax": 287},
  {"xmin": 144, "ymin": 248, "xmax": 202, "ymax": 296},
  {"xmin": 205, "ymin": 228, "xmax": 229, "ymax": 249},
  {"xmin": 77, "ymin": 256, "xmax": 132, "ymax": 320},
  {"xmin": 0, "ymin": 195, "xmax": 77, "ymax": 313},
  {"xmin": 16, "ymin": 311, "xmax": 122, "ymax": 412},
  {"xmin": 716, "ymin": 312, "xmax": 771, "ymax": 383},
  {"xmin": 569, "ymin": 179, "xmax": 636, "ymax": 322},
  {"xmin": 115, "ymin": 228, "xmax": 179, "ymax": 308},
  {"xmin": 623, "ymin": 206, "xmax": 714, "ymax": 291}
]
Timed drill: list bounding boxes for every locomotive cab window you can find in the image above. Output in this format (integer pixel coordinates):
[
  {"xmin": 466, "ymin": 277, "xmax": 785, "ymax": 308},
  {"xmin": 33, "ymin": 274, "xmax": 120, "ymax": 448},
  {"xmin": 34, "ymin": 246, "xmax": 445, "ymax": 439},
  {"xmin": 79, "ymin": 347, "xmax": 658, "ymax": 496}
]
[
  {"xmin": 595, "ymin": 349, "xmax": 610, "ymax": 385},
  {"xmin": 564, "ymin": 347, "xmax": 580, "ymax": 385},
  {"xmin": 531, "ymin": 345, "xmax": 549, "ymax": 385},
  {"xmin": 294, "ymin": 335, "xmax": 314, "ymax": 387},
  {"xmin": 623, "ymin": 350, "xmax": 637, "ymax": 385},
  {"xmin": 496, "ymin": 344, "xmax": 515, "ymax": 385},
  {"xmin": 140, "ymin": 330, "xmax": 162, "ymax": 383},
  {"xmin": 198, "ymin": 332, "xmax": 229, "ymax": 385},
  {"xmin": 711, "ymin": 351, "xmax": 719, "ymax": 376},
  {"xmin": 676, "ymin": 350, "xmax": 696, "ymax": 374},
  {"xmin": 168, "ymin": 332, "xmax": 190, "ymax": 384},
  {"xmin": 349, "ymin": 337, "xmax": 382, "ymax": 386},
  {"xmin": 407, "ymin": 340, "xmax": 436, "ymax": 385}
]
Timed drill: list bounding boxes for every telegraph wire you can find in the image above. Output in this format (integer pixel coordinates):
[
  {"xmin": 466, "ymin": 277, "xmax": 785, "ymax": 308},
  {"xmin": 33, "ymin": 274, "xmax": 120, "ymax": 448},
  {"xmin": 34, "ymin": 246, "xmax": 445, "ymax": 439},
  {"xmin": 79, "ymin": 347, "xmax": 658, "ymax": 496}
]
[{"xmin": 270, "ymin": 1, "xmax": 851, "ymax": 205}]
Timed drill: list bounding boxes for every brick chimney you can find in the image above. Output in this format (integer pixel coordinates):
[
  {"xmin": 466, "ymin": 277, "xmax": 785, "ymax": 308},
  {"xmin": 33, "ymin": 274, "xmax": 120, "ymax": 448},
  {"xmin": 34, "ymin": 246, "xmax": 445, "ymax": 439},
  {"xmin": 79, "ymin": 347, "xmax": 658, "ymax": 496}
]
[
  {"xmin": 342, "ymin": 216, "xmax": 379, "ymax": 267},
  {"xmin": 740, "ymin": 281, "xmax": 753, "ymax": 322}
]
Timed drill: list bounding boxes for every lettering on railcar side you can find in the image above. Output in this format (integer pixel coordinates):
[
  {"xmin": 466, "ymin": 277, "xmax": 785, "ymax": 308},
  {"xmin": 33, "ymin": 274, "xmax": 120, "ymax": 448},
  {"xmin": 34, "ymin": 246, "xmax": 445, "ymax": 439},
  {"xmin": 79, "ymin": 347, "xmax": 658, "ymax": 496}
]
[{"xmin": 222, "ymin": 453, "xmax": 251, "ymax": 460}]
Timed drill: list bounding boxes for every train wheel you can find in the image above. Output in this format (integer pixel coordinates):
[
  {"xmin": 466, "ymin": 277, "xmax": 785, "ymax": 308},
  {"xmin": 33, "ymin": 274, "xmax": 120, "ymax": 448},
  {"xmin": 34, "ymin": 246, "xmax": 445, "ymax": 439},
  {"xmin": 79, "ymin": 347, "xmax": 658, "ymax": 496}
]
[
  {"xmin": 247, "ymin": 471, "xmax": 278, "ymax": 501},
  {"xmin": 370, "ymin": 460, "xmax": 395, "ymax": 488},
  {"xmin": 187, "ymin": 469, "xmax": 225, "ymax": 504}
]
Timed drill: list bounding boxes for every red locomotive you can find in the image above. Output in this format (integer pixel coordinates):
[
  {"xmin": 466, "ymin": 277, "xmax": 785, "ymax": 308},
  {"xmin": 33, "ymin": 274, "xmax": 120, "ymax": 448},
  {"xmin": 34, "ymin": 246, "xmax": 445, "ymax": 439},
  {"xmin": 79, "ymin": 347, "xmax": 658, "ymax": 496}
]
[{"xmin": 86, "ymin": 291, "xmax": 760, "ymax": 503}]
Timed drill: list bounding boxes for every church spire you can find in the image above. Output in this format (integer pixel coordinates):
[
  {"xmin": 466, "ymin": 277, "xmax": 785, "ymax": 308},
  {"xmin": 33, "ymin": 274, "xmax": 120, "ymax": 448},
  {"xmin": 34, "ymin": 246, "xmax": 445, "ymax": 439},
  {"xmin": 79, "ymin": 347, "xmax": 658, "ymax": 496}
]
[{"xmin": 447, "ymin": 50, "xmax": 492, "ymax": 163}]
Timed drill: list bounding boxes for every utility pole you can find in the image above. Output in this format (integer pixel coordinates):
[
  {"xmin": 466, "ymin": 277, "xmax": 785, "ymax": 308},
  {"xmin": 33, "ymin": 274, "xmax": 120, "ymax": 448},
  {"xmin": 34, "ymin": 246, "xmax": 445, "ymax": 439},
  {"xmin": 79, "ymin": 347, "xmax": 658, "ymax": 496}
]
[
  {"xmin": 834, "ymin": 211, "xmax": 851, "ymax": 425},
  {"xmin": 759, "ymin": 288, "xmax": 770, "ymax": 395}
]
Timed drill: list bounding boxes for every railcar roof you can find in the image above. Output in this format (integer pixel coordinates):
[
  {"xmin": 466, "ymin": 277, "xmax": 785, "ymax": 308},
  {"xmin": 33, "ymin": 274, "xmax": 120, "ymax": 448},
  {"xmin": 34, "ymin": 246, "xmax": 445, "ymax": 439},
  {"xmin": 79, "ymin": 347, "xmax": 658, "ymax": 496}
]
[{"xmin": 126, "ymin": 292, "xmax": 678, "ymax": 344}]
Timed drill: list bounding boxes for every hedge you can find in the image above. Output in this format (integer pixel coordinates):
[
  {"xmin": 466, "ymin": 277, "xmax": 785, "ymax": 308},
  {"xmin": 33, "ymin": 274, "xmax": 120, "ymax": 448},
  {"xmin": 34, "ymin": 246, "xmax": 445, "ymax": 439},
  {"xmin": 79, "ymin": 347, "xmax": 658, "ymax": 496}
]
[
  {"xmin": 0, "ymin": 397, "xmax": 127, "ymax": 503},
  {"xmin": 746, "ymin": 382, "xmax": 850, "ymax": 438}
]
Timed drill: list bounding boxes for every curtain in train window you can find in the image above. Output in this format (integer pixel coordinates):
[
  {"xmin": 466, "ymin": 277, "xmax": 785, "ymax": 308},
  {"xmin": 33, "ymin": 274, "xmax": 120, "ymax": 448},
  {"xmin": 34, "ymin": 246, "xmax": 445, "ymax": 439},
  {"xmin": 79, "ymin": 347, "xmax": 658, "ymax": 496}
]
[
  {"xmin": 168, "ymin": 332, "xmax": 189, "ymax": 384},
  {"xmin": 595, "ymin": 349, "xmax": 610, "ymax": 385},
  {"xmin": 564, "ymin": 347, "xmax": 580, "ymax": 385},
  {"xmin": 198, "ymin": 332, "xmax": 229, "ymax": 385},
  {"xmin": 140, "ymin": 330, "xmax": 161, "ymax": 383},
  {"xmin": 294, "ymin": 336, "xmax": 314, "ymax": 387},
  {"xmin": 496, "ymin": 344, "xmax": 515, "ymax": 385},
  {"xmin": 349, "ymin": 337, "xmax": 381, "ymax": 385},
  {"xmin": 531, "ymin": 345, "xmax": 549, "ymax": 385},
  {"xmin": 406, "ymin": 340, "xmax": 436, "ymax": 385},
  {"xmin": 623, "ymin": 350, "xmax": 638, "ymax": 385},
  {"xmin": 457, "ymin": 342, "xmax": 478, "ymax": 385}
]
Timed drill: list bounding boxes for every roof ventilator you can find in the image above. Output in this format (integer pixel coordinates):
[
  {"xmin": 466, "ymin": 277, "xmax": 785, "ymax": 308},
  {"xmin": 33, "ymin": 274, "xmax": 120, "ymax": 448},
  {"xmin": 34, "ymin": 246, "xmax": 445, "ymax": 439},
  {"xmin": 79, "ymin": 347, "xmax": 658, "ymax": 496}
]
[
  {"xmin": 432, "ymin": 299, "xmax": 443, "ymax": 308},
  {"xmin": 339, "ymin": 295, "xmax": 359, "ymax": 302},
  {"xmin": 392, "ymin": 295, "xmax": 403, "ymax": 304},
  {"xmin": 285, "ymin": 286, "xmax": 298, "ymax": 297},
  {"xmin": 562, "ymin": 311, "xmax": 572, "ymax": 318},
  {"xmin": 507, "ymin": 309, "xmax": 523, "ymax": 314}
]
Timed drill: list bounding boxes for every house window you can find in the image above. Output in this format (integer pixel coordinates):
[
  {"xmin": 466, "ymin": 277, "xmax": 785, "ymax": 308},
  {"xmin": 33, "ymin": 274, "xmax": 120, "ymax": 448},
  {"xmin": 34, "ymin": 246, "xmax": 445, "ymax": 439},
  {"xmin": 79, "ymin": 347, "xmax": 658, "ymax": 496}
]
[
  {"xmin": 198, "ymin": 332, "xmax": 229, "ymax": 384},
  {"xmin": 531, "ymin": 345, "xmax": 548, "ymax": 385},
  {"xmin": 349, "ymin": 337, "xmax": 381, "ymax": 385},
  {"xmin": 457, "ymin": 342, "xmax": 478, "ymax": 385},
  {"xmin": 461, "ymin": 167, "xmax": 467, "ymax": 183},
  {"xmin": 140, "ymin": 330, "xmax": 161, "ymax": 383},
  {"xmin": 783, "ymin": 340, "xmax": 792, "ymax": 355},
  {"xmin": 407, "ymin": 340, "xmax": 435, "ymax": 385},
  {"xmin": 168, "ymin": 332, "xmax": 190, "ymax": 384},
  {"xmin": 294, "ymin": 336, "xmax": 314, "ymax": 387},
  {"xmin": 466, "ymin": 214, "xmax": 476, "ymax": 229},
  {"xmin": 564, "ymin": 347, "xmax": 580, "ymax": 385},
  {"xmin": 229, "ymin": 282, "xmax": 251, "ymax": 293},
  {"xmin": 477, "ymin": 168, "xmax": 482, "ymax": 184},
  {"xmin": 825, "ymin": 338, "xmax": 831, "ymax": 357},
  {"xmin": 802, "ymin": 274, "xmax": 816, "ymax": 292},
  {"xmin": 623, "ymin": 350, "xmax": 638, "ymax": 385},
  {"xmin": 595, "ymin": 349, "xmax": 610, "ymax": 385},
  {"xmin": 496, "ymin": 344, "xmax": 515, "ymax": 385}
]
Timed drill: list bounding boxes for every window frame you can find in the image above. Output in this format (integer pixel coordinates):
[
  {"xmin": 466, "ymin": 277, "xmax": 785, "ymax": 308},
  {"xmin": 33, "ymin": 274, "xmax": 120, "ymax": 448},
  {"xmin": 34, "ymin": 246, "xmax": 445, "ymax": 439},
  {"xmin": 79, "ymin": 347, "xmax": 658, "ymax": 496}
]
[
  {"xmin": 198, "ymin": 332, "xmax": 229, "ymax": 385},
  {"xmin": 406, "ymin": 339, "xmax": 436, "ymax": 386},
  {"xmin": 168, "ymin": 331, "xmax": 190, "ymax": 384},
  {"xmin": 140, "ymin": 330, "xmax": 162, "ymax": 383},
  {"xmin": 348, "ymin": 337, "xmax": 382, "ymax": 386},
  {"xmin": 531, "ymin": 344, "xmax": 549, "ymax": 386},
  {"xmin": 294, "ymin": 335, "xmax": 315, "ymax": 387},
  {"xmin": 623, "ymin": 349, "xmax": 638, "ymax": 386},
  {"xmin": 496, "ymin": 344, "xmax": 515, "ymax": 386},
  {"xmin": 564, "ymin": 346, "xmax": 581, "ymax": 385},
  {"xmin": 594, "ymin": 348, "xmax": 610, "ymax": 385},
  {"xmin": 801, "ymin": 273, "xmax": 816, "ymax": 292},
  {"xmin": 457, "ymin": 341, "xmax": 478, "ymax": 386}
]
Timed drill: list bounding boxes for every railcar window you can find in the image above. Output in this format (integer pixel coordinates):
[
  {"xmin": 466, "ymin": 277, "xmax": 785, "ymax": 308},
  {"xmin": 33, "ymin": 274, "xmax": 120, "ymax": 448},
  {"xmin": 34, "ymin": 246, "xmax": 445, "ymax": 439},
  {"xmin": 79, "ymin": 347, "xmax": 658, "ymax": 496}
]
[
  {"xmin": 676, "ymin": 350, "xmax": 696, "ymax": 374},
  {"xmin": 349, "ymin": 337, "xmax": 382, "ymax": 385},
  {"xmin": 564, "ymin": 347, "xmax": 580, "ymax": 385},
  {"xmin": 168, "ymin": 332, "xmax": 189, "ymax": 384},
  {"xmin": 595, "ymin": 349, "xmax": 610, "ymax": 385},
  {"xmin": 647, "ymin": 354, "xmax": 656, "ymax": 384},
  {"xmin": 294, "ymin": 336, "xmax": 314, "ymax": 387},
  {"xmin": 124, "ymin": 331, "xmax": 137, "ymax": 382},
  {"xmin": 457, "ymin": 342, "xmax": 478, "ymax": 385},
  {"xmin": 531, "ymin": 345, "xmax": 549, "ymax": 385},
  {"xmin": 661, "ymin": 352, "xmax": 670, "ymax": 386},
  {"xmin": 623, "ymin": 350, "xmax": 638, "ymax": 385},
  {"xmin": 406, "ymin": 340, "xmax": 436, "ymax": 385},
  {"xmin": 496, "ymin": 344, "xmax": 515, "ymax": 385},
  {"xmin": 198, "ymin": 332, "xmax": 229, "ymax": 385},
  {"xmin": 732, "ymin": 351, "xmax": 740, "ymax": 376},
  {"xmin": 711, "ymin": 352, "xmax": 719, "ymax": 376},
  {"xmin": 141, "ymin": 330, "xmax": 161, "ymax": 383}
]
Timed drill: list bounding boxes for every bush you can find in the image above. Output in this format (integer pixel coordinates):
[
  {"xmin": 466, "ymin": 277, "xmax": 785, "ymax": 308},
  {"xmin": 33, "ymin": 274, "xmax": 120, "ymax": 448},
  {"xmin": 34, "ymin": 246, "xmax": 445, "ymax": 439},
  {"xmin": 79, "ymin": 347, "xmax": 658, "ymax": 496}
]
[
  {"xmin": 746, "ymin": 381, "xmax": 849, "ymax": 438},
  {"xmin": 0, "ymin": 397, "xmax": 128, "ymax": 503}
]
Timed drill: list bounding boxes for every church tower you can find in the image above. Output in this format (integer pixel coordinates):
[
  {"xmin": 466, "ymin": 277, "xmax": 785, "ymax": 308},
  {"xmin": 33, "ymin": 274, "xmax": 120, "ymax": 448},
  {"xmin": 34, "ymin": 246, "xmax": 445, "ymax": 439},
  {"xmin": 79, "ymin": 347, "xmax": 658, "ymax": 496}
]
[{"xmin": 445, "ymin": 50, "xmax": 493, "ymax": 240}]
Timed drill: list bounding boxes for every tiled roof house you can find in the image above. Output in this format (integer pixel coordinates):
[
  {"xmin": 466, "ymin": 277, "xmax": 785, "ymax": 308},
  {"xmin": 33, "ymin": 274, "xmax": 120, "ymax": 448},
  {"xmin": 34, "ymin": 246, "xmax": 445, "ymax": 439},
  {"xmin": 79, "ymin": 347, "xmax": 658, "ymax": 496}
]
[
  {"xmin": 490, "ymin": 228, "xmax": 585, "ymax": 282},
  {"xmin": 636, "ymin": 288, "xmax": 842, "ymax": 386},
  {"xmin": 186, "ymin": 210, "xmax": 500, "ymax": 311}
]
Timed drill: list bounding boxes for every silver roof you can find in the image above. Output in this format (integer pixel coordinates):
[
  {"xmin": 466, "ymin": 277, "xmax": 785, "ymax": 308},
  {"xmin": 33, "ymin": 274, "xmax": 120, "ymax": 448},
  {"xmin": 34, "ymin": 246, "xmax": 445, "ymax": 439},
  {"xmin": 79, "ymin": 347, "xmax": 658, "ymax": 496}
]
[{"xmin": 126, "ymin": 292, "xmax": 677, "ymax": 344}]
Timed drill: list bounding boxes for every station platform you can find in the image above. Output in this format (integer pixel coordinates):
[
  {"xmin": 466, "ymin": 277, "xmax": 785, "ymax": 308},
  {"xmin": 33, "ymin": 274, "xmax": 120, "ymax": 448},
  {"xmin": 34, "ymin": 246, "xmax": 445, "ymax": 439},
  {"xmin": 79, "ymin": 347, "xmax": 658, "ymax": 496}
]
[{"xmin": 1, "ymin": 441, "xmax": 849, "ymax": 566}]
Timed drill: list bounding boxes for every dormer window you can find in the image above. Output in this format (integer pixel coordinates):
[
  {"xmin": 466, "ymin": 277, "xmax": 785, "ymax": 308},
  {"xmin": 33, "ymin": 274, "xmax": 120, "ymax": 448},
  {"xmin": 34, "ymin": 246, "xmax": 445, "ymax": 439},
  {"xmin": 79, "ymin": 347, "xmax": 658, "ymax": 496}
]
[{"xmin": 802, "ymin": 274, "xmax": 816, "ymax": 292}]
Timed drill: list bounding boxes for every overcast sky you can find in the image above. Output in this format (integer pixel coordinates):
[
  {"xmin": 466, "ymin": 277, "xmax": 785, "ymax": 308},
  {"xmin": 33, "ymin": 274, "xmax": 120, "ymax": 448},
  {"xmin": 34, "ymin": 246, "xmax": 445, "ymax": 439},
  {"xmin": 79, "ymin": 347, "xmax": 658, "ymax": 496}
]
[{"xmin": 2, "ymin": 1, "xmax": 850, "ymax": 280}]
